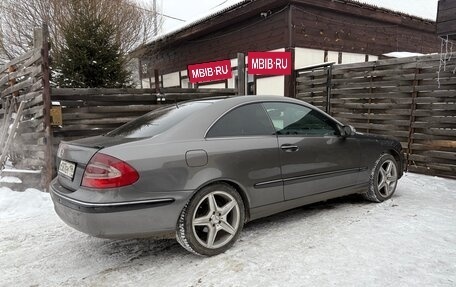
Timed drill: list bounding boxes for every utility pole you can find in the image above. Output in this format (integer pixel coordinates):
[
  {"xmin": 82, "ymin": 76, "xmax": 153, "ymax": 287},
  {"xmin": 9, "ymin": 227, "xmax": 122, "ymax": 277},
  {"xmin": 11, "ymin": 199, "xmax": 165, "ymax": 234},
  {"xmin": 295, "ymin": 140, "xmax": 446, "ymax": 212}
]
[{"xmin": 153, "ymin": 0, "xmax": 158, "ymax": 36}]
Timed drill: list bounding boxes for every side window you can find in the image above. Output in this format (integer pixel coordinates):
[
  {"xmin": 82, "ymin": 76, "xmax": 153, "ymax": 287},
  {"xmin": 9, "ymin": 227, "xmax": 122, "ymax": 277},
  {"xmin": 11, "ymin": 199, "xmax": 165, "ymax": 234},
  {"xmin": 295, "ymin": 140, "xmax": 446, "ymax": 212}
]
[
  {"xmin": 263, "ymin": 102, "xmax": 339, "ymax": 136},
  {"xmin": 207, "ymin": 103, "xmax": 275, "ymax": 138}
]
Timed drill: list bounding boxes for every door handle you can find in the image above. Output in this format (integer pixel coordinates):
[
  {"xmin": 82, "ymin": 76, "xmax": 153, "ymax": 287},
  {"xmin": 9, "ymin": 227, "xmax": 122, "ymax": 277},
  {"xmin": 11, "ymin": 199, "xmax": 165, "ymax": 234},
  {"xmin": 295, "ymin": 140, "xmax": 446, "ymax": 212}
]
[{"xmin": 280, "ymin": 144, "xmax": 299, "ymax": 152}]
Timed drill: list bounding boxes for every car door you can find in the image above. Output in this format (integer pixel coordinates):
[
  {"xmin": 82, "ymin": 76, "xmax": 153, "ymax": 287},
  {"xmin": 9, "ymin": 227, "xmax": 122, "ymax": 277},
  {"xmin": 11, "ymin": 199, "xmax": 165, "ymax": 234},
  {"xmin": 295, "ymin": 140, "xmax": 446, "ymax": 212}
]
[
  {"xmin": 205, "ymin": 103, "xmax": 284, "ymax": 208},
  {"xmin": 263, "ymin": 102, "xmax": 362, "ymax": 201}
]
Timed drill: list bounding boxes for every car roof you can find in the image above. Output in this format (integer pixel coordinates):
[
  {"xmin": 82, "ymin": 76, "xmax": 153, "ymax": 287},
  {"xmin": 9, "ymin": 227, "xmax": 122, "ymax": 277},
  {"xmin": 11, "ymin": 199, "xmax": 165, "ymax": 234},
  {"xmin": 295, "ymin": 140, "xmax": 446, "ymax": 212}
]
[{"xmin": 182, "ymin": 95, "xmax": 305, "ymax": 106}]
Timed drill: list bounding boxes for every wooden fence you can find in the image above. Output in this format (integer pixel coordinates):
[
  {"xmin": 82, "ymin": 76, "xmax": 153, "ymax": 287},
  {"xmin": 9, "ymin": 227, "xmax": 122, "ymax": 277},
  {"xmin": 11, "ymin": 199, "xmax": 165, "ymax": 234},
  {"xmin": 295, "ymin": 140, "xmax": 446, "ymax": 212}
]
[
  {"xmin": 50, "ymin": 54, "xmax": 245, "ymax": 143},
  {"xmin": 51, "ymin": 87, "xmax": 237, "ymax": 148},
  {"xmin": 0, "ymin": 26, "xmax": 52, "ymax": 190},
  {"xmin": 296, "ymin": 53, "xmax": 456, "ymax": 178}
]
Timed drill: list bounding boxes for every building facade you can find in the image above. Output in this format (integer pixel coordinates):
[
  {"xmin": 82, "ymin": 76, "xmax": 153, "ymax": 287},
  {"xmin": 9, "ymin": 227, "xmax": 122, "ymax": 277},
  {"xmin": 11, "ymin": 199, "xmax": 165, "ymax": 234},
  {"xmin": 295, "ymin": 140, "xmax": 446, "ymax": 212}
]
[{"xmin": 134, "ymin": 0, "xmax": 440, "ymax": 97}]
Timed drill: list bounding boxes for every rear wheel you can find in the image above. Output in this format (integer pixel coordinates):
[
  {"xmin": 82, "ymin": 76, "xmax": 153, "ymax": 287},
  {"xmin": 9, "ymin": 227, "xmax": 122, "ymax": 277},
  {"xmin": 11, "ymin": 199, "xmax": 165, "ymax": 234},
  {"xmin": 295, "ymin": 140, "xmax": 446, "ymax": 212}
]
[
  {"xmin": 363, "ymin": 153, "xmax": 399, "ymax": 202},
  {"xmin": 176, "ymin": 183, "xmax": 245, "ymax": 256}
]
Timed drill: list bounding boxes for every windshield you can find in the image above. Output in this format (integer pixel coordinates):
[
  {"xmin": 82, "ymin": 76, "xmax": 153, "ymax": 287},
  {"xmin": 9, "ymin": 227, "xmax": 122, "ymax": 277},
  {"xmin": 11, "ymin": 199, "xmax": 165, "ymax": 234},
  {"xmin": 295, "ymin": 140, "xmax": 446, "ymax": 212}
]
[{"xmin": 106, "ymin": 102, "xmax": 212, "ymax": 138}]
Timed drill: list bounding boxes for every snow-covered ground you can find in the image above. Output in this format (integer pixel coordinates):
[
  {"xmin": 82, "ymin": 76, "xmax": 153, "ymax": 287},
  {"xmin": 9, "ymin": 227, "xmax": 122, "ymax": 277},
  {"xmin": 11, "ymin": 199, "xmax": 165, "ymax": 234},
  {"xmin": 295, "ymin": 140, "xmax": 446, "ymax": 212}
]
[{"xmin": 0, "ymin": 172, "xmax": 455, "ymax": 287}]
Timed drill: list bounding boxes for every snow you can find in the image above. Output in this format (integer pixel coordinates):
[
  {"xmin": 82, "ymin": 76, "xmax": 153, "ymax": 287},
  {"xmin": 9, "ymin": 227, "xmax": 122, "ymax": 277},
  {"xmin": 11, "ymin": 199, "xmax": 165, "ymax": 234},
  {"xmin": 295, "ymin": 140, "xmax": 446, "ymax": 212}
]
[
  {"xmin": 383, "ymin": 52, "xmax": 426, "ymax": 58},
  {"xmin": 1, "ymin": 172, "xmax": 455, "ymax": 286},
  {"xmin": 0, "ymin": 176, "xmax": 22, "ymax": 183},
  {"xmin": 0, "ymin": 188, "xmax": 49, "ymax": 219}
]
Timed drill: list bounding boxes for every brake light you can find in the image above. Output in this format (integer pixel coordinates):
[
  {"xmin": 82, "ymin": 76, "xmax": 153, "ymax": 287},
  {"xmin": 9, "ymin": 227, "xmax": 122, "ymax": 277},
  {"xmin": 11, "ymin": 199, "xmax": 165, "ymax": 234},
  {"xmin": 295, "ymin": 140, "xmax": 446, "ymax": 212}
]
[{"xmin": 82, "ymin": 153, "xmax": 139, "ymax": 189}]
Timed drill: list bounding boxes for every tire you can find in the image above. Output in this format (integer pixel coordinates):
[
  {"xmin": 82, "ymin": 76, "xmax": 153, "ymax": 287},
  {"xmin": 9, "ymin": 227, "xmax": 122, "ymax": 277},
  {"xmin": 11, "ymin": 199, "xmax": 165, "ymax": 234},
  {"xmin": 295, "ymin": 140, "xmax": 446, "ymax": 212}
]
[
  {"xmin": 176, "ymin": 183, "xmax": 245, "ymax": 256},
  {"xmin": 362, "ymin": 153, "xmax": 399, "ymax": 202}
]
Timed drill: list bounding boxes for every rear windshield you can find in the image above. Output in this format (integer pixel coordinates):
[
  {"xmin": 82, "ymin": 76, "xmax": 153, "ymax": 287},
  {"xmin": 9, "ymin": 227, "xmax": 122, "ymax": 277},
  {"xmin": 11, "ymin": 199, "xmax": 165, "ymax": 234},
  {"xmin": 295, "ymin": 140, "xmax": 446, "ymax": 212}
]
[{"xmin": 106, "ymin": 102, "xmax": 212, "ymax": 138}]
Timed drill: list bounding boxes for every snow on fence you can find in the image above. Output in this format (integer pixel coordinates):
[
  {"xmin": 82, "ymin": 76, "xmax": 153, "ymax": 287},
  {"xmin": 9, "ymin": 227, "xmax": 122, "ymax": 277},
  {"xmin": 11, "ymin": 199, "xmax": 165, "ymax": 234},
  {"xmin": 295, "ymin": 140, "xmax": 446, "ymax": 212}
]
[
  {"xmin": 296, "ymin": 52, "xmax": 456, "ymax": 178},
  {"xmin": 0, "ymin": 25, "xmax": 53, "ymax": 190}
]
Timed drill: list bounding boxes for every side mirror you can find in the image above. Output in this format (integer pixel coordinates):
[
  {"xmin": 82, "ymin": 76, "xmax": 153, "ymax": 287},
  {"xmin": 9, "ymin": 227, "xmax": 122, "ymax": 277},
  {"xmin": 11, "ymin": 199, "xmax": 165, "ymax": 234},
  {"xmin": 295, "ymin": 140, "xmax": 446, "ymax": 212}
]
[{"xmin": 340, "ymin": 125, "xmax": 356, "ymax": 137}]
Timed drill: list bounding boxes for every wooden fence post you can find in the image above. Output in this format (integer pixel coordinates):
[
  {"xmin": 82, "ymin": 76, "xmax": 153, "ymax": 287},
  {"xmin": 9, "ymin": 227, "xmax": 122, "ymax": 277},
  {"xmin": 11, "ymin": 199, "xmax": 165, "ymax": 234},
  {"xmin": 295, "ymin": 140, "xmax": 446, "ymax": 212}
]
[
  {"xmin": 325, "ymin": 63, "xmax": 333, "ymax": 115},
  {"xmin": 40, "ymin": 23, "xmax": 53, "ymax": 190},
  {"xmin": 406, "ymin": 62, "xmax": 420, "ymax": 172},
  {"xmin": 237, "ymin": 53, "xmax": 246, "ymax": 95}
]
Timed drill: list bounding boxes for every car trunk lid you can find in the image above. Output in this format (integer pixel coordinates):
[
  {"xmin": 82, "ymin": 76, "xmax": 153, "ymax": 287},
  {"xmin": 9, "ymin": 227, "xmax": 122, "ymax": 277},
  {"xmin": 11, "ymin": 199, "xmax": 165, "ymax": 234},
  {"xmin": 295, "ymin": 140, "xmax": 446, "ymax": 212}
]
[{"xmin": 56, "ymin": 136, "xmax": 139, "ymax": 191}]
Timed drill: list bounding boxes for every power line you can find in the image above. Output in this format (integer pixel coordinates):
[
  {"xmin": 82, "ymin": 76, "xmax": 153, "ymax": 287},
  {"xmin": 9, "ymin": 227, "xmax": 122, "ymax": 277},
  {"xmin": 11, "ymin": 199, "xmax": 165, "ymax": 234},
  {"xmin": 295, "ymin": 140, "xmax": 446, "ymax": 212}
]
[
  {"xmin": 159, "ymin": 12, "xmax": 186, "ymax": 22},
  {"xmin": 127, "ymin": 2, "xmax": 186, "ymax": 22},
  {"xmin": 211, "ymin": 0, "xmax": 228, "ymax": 10}
]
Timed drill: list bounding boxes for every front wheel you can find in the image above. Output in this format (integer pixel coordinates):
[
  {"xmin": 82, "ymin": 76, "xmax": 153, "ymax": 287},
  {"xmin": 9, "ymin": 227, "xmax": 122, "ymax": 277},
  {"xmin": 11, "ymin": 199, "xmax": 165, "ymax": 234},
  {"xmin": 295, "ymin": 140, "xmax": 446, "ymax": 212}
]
[
  {"xmin": 363, "ymin": 153, "xmax": 399, "ymax": 202},
  {"xmin": 176, "ymin": 183, "xmax": 245, "ymax": 256}
]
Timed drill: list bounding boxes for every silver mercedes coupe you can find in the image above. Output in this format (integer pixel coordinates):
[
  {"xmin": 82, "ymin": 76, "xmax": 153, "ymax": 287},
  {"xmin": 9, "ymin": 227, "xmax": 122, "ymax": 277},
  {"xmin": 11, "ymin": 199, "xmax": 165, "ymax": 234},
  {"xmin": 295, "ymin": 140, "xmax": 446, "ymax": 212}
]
[{"xmin": 50, "ymin": 96, "xmax": 403, "ymax": 256}]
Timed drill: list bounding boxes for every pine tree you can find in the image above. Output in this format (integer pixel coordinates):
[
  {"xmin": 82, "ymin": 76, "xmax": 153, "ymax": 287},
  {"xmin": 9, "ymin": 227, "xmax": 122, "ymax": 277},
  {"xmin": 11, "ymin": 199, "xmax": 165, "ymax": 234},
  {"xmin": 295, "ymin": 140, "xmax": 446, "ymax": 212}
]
[{"xmin": 55, "ymin": 0, "xmax": 131, "ymax": 88}]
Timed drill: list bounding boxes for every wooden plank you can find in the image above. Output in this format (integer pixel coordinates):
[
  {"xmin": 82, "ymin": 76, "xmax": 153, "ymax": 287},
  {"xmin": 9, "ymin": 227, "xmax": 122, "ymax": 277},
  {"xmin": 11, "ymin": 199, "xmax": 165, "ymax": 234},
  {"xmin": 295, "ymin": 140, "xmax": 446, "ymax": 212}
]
[
  {"xmin": 161, "ymin": 87, "xmax": 236, "ymax": 94},
  {"xmin": 331, "ymin": 92, "xmax": 412, "ymax": 99},
  {"xmin": 22, "ymin": 105, "xmax": 44, "ymax": 118},
  {"xmin": 51, "ymin": 94, "xmax": 158, "ymax": 102},
  {"xmin": 54, "ymin": 125, "xmax": 119, "ymax": 132},
  {"xmin": 331, "ymin": 103, "xmax": 410, "ymax": 110},
  {"xmin": 331, "ymin": 109, "xmax": 412, "ymax": 116},
  {"xmin": 348, "ymin": 122, "xmax": 401, "ymax": 131},
  {"xmin": 16, "ymin": 91, "xmax": 42, "ymax": 102},
  {"xmin": 0, "ymin": 48, "xmax": 40, "ymax": 72},
  {"xmin": 331, "ymin": 98, "xmax": 413, "ymax": 105},
  {"xmin": 415, "ymin": 103, "xmax": 456, "ymax": 110},
  {"xmin": 296, "ymin": 77, "xmax": 328, "ymax": 85},
  {"xmin": 20, "ymin": 145, "xmax": 47, "ymax": 152},
  {"xmin": 0, "ymin": 78, "xmax": 34, "ymax": 97},
  {"xmin": 62, "ymin": 111, "xmax": 145, "ymax": 121},
  {"xmin": 21, "ymin": 49, "xmax": 43, "ymax": 68},
  {"xmin": 424, "ymin": 150, "xmax": 456, "ymax": 161},
  {"xmin": 16, "ymin": 158, "xmax": 46, "ymax": 168},
  {"xmin": 52, "ymin": 88, "xmax": 155, "ymax": 96},
  {"xmin": 0, "ymin": 65, "xmax": 41, "ymax": 87},
  {"xmin": 30, "ymin": 78, "xmax": 43, "ymax": 92},
  {"xmin": 24, "ymin": 94, "xmax": 44, "ymax": 108},
  {"xmin": 413, "ymin": 122, "xmax": 455, "ymax": 129},
  {"xmin": 19, "ymin": 119, "xmax": 44, "ymax": 130},
  {"xmin": 331, "ymin": 86, "xmax": 414, "ymax": 94},
  {"xmin": 413, "ymin": 117, "xmax": 456, "ymax": 124},
  {"xmin": 0, "ymin": 101, "xmax": 14, "ymax": 148},
  {"xmin": 408, "ymin": 154, "xmax": 455, "ymax": 167},
  {"xmin": 50, "ymin": 100, "xmax": 155, "ymax": 107},
  {"xmin": 415, "ymin": 97, "xmax": 456, "ymax": 103},
  {"xmin": 64, "ymin": 117, "xmax": 137, "ymax": 125},
  {"xmin": 0, "ymin": 101, "xmax": 25, "ymax": 167},
  {"xmin": 61, "ymin": 105, "xmax": 160, "ymax": 114},
  {"xmin": 53, "ymin": 129, "xmax": 111, "ymax": 137},
  {"xmin": 333, "ymin": 112, "xmax": 410, "ymax": 121},
  {"xmin": 415, "ymin": 128, "xmax": 456, "ymax": 137}
]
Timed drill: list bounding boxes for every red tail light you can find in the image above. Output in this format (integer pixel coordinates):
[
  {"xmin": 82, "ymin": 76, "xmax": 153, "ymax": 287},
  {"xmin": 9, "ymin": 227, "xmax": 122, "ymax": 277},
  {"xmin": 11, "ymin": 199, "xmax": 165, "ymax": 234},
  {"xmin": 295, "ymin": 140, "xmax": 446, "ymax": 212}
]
[{"xmin": 82, "ymin": 153, "xmax": 139, "ymax": 189}]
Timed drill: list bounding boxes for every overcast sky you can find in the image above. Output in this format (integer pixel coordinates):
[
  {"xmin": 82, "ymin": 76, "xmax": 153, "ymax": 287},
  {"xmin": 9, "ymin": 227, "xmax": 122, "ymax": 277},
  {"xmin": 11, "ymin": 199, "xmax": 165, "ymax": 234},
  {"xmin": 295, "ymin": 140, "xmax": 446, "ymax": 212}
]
[{"xmin": 154, "ymin": 0, "xmax": 439, "ymax": 35}]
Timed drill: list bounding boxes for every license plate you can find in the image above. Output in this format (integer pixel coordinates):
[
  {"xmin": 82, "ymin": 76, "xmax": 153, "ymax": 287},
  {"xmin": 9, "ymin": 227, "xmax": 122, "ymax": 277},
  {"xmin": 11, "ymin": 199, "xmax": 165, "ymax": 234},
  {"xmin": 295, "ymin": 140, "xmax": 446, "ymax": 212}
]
[{"xmin": 59, "ymin": 160, "xmax": 76, "ymax": 180}]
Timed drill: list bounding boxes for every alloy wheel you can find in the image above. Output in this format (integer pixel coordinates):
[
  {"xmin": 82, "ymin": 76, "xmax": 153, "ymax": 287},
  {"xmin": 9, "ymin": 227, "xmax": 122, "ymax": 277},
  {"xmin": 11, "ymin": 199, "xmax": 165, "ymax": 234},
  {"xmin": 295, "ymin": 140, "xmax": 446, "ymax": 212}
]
[
  {"xmin": 377, "ymin": 159, "xmax": 398, "ymax": 198},
  {"xmin": 191, "ymin": 191, "xmax": 241, "ymax": 249}
]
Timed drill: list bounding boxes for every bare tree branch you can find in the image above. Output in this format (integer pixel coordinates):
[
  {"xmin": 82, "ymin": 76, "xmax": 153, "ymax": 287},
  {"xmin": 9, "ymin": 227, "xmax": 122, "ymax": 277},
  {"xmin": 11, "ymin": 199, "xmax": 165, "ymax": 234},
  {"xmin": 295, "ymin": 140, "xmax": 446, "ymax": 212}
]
[{"xmin": 0, "ymin": 0, "xmax": 162, "ymax": 62}]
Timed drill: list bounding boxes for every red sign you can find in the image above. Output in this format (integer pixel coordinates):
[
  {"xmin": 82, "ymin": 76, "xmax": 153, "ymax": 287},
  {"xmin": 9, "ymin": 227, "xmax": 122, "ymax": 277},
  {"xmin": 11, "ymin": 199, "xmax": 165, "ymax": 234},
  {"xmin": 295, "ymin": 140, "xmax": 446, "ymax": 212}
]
[
  {"xmin": 188, "ymin": 60, "xmax": 232, "ymax": 83},
  {"xmin": 248, "ymin": 52, "xmax": 292, "ymax": 75}
]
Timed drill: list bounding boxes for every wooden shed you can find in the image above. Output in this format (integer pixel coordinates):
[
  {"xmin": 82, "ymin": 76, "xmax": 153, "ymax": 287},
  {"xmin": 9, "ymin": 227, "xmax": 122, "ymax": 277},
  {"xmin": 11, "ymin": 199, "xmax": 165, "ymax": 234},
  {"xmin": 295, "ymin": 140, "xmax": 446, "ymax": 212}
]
[
  {"xmin": 437, "ymin": 0, "xmax": 456, "ymax": 40},
  {"xmin": 134, "ymin": 0, "xmax": 440, "ymax": 97}
]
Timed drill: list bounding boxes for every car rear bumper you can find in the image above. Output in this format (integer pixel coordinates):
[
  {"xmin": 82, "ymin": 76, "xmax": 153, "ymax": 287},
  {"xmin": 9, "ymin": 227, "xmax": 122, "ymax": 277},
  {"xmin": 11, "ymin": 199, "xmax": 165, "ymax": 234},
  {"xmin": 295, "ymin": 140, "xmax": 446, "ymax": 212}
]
[{"xmin": 50, "ymin": 179, "xmax": 192, "ymax": 239}]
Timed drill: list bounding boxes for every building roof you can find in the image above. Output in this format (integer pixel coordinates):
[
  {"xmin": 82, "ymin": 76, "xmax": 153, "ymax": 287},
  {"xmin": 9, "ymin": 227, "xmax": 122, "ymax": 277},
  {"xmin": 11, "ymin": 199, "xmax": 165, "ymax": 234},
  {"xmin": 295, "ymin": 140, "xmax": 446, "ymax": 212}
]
[{"xmin": 133, "ymin": 0, "xmax": 436, "ymax": 57}]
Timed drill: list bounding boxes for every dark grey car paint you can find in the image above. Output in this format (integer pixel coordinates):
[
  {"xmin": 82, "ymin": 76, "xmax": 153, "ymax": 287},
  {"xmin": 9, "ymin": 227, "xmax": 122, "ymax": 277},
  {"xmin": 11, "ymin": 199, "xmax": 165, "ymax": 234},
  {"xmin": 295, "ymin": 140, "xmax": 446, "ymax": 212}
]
[{"xmin": 50, "ymin": 96, "xmax": 404, "ymax": 239}]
